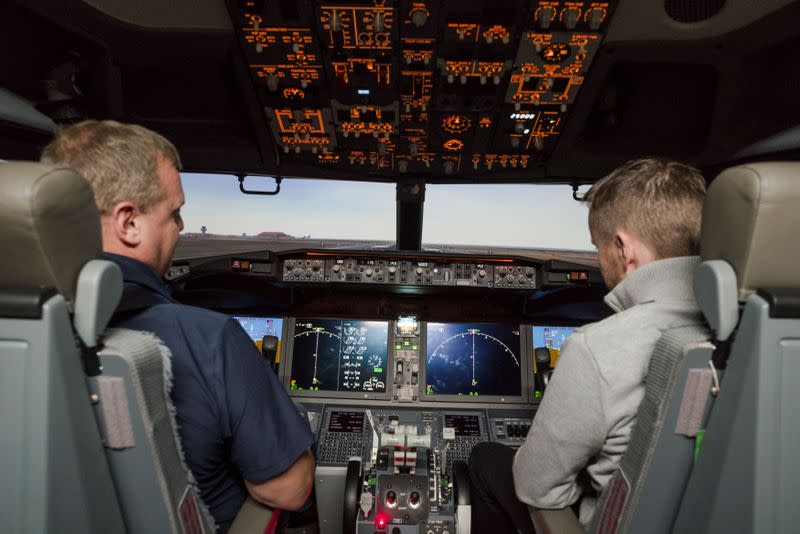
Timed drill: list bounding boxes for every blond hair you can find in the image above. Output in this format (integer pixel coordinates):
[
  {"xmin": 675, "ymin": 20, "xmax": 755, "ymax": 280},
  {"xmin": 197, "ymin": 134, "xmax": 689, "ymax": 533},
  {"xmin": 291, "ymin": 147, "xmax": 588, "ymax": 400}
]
[
  {"xmin": 41, "ymin": 120, "xmax": 182, "ymax": 215},
  {"xmin": 583, "ymin": 158, "xmax": 706, "ymax": 258}
]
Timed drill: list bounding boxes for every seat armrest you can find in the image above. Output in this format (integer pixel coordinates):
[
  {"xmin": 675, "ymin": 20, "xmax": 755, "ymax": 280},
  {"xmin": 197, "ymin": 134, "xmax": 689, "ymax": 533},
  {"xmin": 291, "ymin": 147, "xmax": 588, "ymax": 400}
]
[
  {"xmin": 530, "ymin": 507, "xmax": 584, "ymax": 534},
  {"xmin": 229, "ymin": 496, "xmax": 277, "ymax": 534}
]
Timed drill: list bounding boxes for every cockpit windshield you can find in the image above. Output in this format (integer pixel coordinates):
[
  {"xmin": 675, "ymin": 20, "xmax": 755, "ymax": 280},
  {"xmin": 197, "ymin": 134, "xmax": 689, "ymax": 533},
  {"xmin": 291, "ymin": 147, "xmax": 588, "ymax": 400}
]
[{"xmin": 180, "ymin": 173, "xmax": 592, "ymax": 250}]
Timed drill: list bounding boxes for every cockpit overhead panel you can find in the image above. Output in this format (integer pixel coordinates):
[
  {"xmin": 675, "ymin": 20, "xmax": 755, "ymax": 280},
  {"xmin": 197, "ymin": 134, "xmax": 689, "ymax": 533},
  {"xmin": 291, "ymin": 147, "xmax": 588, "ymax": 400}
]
[{"xmin": 228, "ymin": 0, "xmax": 618, "ymax": 179}]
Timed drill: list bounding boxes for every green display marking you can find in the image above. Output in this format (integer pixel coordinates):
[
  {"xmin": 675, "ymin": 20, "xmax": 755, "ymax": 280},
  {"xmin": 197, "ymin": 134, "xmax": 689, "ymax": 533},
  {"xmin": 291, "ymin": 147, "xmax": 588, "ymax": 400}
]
[
  {"xmin": 403, "ymin": 341, "xmax": 411, "ymax": 346},
  {"xmin": 395, "ymin": 344, "xmax": 402, "ymax": 350},
  {"xmin": 412, "ymin": 345, "xmax": 418, "ymax": 350},
  {"xmin": 374, "ymin": 367, "xmax": 382, "ymax": 372},
  {"xmin": 534, "ymin": 391, "xmax": 543, "ymax": 398}
]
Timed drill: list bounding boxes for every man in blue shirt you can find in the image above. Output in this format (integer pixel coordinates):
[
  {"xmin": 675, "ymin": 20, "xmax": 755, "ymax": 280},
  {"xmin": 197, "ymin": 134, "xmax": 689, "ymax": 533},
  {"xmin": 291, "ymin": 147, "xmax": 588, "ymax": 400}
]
[{"xmin": 42, "ymin": 120, "xmax": 315, "ymax": 532}]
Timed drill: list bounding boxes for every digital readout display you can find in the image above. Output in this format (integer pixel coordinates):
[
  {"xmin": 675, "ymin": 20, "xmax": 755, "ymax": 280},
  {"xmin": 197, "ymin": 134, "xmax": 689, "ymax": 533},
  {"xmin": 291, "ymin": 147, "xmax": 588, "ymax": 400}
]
[
  {"xmin": 443, "ymin": 414, "xmax": 482, "ymax": 437},
  {"xmin": 328, "ymin": 411, "xmax": 365, "ymax": 433}
]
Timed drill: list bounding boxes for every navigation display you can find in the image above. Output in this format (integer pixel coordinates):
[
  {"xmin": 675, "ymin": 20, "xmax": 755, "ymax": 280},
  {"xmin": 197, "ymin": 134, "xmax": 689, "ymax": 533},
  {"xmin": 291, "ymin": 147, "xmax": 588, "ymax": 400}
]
[
  {"xmin": 232, "ymin": 316, "xmax": 283, "ymax": 352},
  {"xmin": 425, "ymin": 323, "xmax": 522, "ymax": 397},
  {"xmin": 328, "ymin": 411, "xmax": 365, "ymax": 433},
  {"xmin": 532, "ymin": 325, "xmax": 576, "ymax": 367},
  {"xmin": 443, "ymin": 414, "xmax": 482, "ymax": 437},
  {"xmin": 290, "ymin": 319, "xmax": 389, "ymax": 393}
]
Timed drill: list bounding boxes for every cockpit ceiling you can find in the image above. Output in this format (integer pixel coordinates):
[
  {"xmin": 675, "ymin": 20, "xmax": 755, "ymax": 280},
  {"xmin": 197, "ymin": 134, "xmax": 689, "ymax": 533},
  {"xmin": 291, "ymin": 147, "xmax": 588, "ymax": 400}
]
[{"xmin": 3, "ymin": 0, "xmax": 800, "ymax": 183}]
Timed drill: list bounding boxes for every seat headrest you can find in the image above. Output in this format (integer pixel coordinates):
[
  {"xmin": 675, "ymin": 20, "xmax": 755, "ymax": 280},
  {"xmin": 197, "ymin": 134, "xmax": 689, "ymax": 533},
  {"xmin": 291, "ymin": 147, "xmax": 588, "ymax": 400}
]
[
  {"xmin": 700, "ymin": 162, "xmax": 800, "ymax": 301},
  {"xmin": 0, "ymin": 162, "xmax": 102, "ymax": 303}
]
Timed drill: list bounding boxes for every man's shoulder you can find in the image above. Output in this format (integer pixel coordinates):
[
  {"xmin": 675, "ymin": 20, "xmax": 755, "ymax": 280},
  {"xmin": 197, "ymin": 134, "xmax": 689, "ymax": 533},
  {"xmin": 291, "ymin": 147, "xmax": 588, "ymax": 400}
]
[
  {"xmin": 135, "ymin": 302, "xmax": 237, "ymax": 336},
  {"xmin": 571, "ymin": 303, "xmax": 668, "ymax": 381}
]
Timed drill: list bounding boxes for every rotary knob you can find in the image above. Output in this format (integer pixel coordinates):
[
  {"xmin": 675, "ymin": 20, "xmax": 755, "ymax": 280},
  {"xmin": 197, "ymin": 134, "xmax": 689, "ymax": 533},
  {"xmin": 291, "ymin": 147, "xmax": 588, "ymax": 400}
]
[
  {"xmin": 416, "ymin": 267, "xmax": 424, "ymax": 275},
  {"xmin": 411, "ymin": 9, "xmax": 428, "ymax": 28},
  {"xmin": 389, "ymin": 266, "xmax": 397, "ymax": 274},
  {"xmin": 478, "ymin": 269, "xmax": 487, "ymax": 278},
  {"xmin": 332, "ymin": 264, "xmax": 341, "ymax": 273},
  {"xmin": 365, "ymin": 268, "xmax": 374, "ymax": 277}
]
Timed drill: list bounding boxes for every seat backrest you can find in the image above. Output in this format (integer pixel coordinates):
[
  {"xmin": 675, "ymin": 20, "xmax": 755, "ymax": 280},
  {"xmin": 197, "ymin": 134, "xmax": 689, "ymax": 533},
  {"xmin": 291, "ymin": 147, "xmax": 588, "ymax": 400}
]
[
  {"xmin": 673, "ymin": 162, "xmax": 800, "ymax": 533},
  {"xmin": 0, "ymin": 162, "xmax": 126, "ymax": 533},
  {"xmin": 91, "ymin": 328, "xmax": 216, "ymax": 533},
  {"xmin": 586, "ymin": 325, "xmax": 712, "ymax": 534}
]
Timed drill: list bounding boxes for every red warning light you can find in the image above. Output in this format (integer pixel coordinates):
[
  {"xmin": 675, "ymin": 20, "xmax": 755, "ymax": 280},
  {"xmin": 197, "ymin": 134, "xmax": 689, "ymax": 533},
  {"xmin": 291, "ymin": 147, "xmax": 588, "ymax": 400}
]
[{"xmin": 375, "ymin": 513, "xmax": 388, "ymax": 530}]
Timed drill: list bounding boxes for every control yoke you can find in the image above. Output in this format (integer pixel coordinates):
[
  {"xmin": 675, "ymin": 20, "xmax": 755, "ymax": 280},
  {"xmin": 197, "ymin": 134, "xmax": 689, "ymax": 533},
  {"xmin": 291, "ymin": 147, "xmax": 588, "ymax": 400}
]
[
  {"xmin": 534, "ymin": 347, "xmax": 553, "ymax": 393},
  {"xmin": 261, "ymin": 335, "xmax": 279, "ymax": 373}
]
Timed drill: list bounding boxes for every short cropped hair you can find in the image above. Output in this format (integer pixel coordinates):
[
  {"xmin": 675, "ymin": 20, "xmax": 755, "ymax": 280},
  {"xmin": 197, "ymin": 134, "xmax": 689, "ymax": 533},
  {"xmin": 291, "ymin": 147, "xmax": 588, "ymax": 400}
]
[
  {"xmin": 41, "ymin": 120, "xmax": 182, "ymax": 215},
  {"xmin": 583, "ymin": 158, "xmax": 706, "ymax": 258}
]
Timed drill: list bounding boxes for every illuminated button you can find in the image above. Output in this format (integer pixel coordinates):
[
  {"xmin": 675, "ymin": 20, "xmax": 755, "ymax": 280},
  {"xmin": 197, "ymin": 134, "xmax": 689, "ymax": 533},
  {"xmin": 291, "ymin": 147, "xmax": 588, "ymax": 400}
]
[{"xmin": 386, "ymin": 490, "xmax": 397, "ymax": 508}]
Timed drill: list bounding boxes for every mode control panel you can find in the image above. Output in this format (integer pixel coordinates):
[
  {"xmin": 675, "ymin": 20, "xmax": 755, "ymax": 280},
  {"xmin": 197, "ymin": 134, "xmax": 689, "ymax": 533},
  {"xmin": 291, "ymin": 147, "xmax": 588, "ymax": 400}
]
[
  {"xmin": 283, "ymin": 259, "xmax": 325, "ymax": 282},
  {"xmin": 495, "ymin": 265, "xmax": 537, "ymax": 289},
  {"xmin": 280, "ymin": 255, "xmax": 541, "ymax": 290}
]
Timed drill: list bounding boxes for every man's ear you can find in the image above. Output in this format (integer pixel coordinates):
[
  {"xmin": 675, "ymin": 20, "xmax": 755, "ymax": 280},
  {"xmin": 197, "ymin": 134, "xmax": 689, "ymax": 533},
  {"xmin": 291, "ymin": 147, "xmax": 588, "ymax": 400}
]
[
  {"xmin": 615, "ymin": 228, "xmax": 656, "ymax": 274},
  {"xmin": 613, "ymin": 229, "xmax": 638, "ymax": 274},
  {"xmin": 109, "ymin": 201, "xmax": 141, "ymax": 246}
]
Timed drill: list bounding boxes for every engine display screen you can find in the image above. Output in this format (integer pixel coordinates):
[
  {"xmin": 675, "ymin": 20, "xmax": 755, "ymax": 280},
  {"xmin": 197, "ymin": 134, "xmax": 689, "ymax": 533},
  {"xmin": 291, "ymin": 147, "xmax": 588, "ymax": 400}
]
[
  {"xmin": 327, "ymin": 411, "xmax": 365, "ymax": 433},
  {"xmin": 290, "ymin": 319, "xmax": 389, "ymax": 393},
  {"xmin": 425, "ymin": 322, "xmax": 522, "ymax": 397},
  {"xmin": 443, "ymin": 414, "xmax": 482, "ymax": 437}
]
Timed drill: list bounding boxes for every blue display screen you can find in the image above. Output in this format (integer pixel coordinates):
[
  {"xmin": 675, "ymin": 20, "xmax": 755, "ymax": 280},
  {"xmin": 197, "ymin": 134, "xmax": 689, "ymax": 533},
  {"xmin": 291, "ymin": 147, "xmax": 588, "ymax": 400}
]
[
  {"xmin": 531, "ymin": 325, "xmax": 575, "ymax": 352},
  {"xmin": 232, "ymin": 316, "xmax": 284, "ymax": 342},
  {"xmin": 425, "ymin": 322, "xmax": 522, "ymax": 397}
]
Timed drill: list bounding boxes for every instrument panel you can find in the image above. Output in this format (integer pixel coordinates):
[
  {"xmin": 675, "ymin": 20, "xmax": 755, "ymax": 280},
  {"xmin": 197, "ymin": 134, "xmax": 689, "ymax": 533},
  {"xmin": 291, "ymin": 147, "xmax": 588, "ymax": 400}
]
[{"xmin": 228, "ymin": 0, "xmax": 618, "ymax": 179}]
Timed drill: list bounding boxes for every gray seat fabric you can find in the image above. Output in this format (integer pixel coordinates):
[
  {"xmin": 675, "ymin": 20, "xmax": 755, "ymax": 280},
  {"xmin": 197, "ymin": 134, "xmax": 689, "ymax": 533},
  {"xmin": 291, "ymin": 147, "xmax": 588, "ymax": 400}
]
[
  {"xmin": 92, "ymin": 328, "xmax": 216, "ymax": 533},
  {"xmin": 672, "ymin": 162, "xmax": 800, "ymax": 533},
  {"xmin": 0, "ymin": 162, "xmax": 126, "ymax": 533}
]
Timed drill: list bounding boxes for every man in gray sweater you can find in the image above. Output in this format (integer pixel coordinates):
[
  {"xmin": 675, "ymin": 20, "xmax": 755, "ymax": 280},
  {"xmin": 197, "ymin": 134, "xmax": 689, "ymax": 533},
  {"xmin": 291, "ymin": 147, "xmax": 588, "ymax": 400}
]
[{"xmin": 468, "ymin": 158, "xmax": 707, "ymax": 532}]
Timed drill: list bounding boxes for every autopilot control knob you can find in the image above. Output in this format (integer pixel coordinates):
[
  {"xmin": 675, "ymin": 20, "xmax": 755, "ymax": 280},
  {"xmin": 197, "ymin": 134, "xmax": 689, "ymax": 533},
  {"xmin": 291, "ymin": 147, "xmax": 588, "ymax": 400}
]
[
  {"xmin": 267, "ymin": 75, "xmax": 279, "ymax": 92},
  {"xmin": 389, "ymin": 266, "xmax": 397, "ymax": 274},
  {"xmin": 416, "ymin": 267, "xmax": 424, "ymax": 275},
  {"xmin": 478, "ymin": 269, "xmax": 486, "ymax": 278},
  {"xmin": 411, "ymin": 9, "xmax": 428, "ymax": 28},
  {"xmin": 365, "ymin": 268, "xmax": 374, "ymax": 277},
  {"xmin": 333, "ymin": 264, "xmax": 341, "ymax": 273}
]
